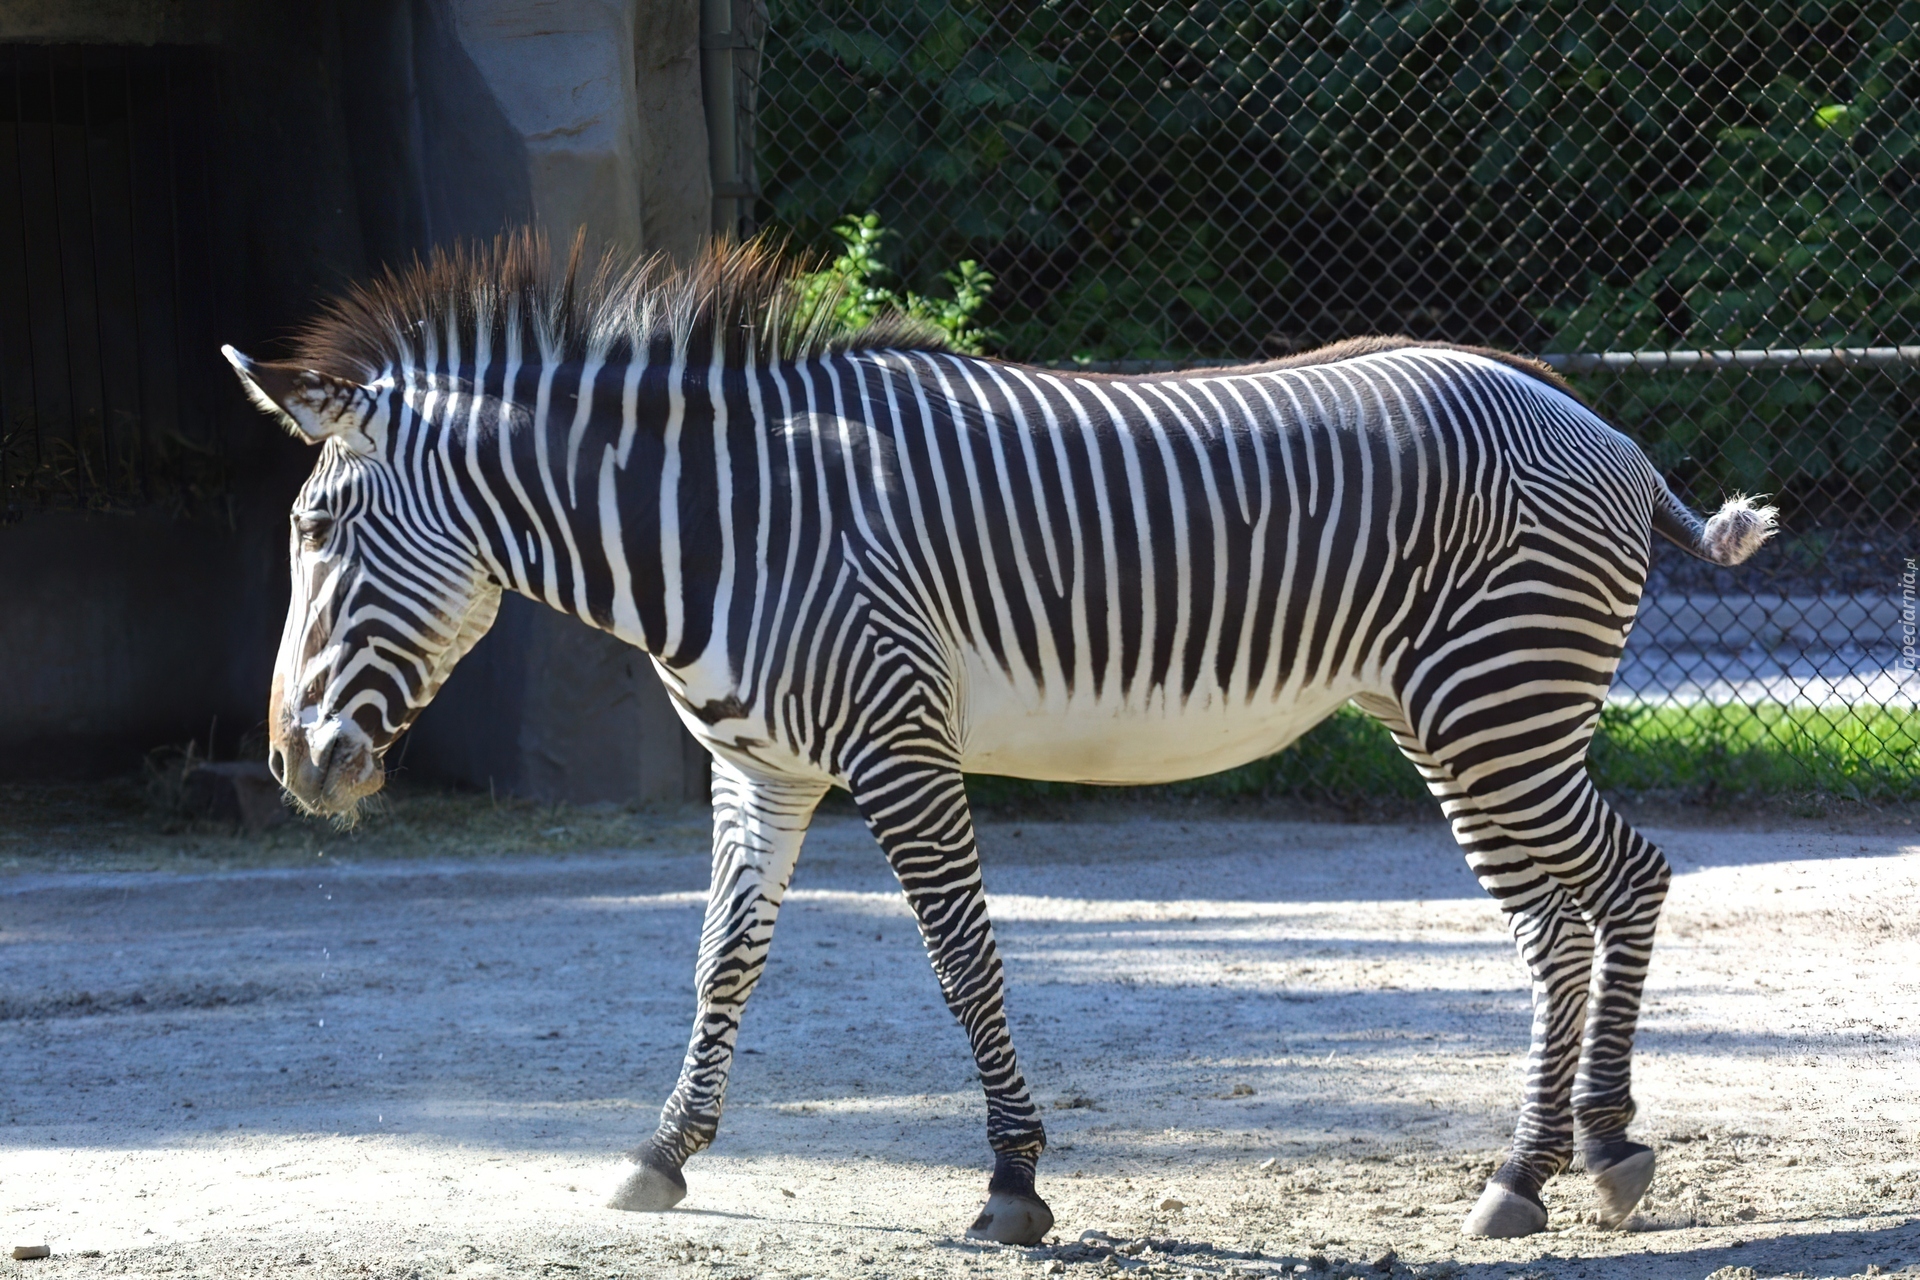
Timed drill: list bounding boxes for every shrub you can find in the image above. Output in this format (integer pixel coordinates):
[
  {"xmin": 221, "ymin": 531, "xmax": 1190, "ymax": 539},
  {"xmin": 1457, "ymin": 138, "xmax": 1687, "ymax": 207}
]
[{"xmin": 796, "ymin": 213, "xmax": 998, "ymax": 355}]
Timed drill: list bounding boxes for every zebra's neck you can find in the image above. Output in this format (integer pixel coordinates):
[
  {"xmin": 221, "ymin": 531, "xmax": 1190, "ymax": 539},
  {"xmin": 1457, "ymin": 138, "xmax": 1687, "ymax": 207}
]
[{"xmin": 405, "ymin": 344, "xmax": 789, "ymax": 675}]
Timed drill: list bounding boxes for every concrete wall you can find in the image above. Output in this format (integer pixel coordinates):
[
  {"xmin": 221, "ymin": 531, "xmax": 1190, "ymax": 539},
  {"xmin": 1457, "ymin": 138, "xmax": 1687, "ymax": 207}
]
[
  {"xmin": 0, "ymin": 509, "xmax": 279, "ymax": 777},
  {"xmin": 0, "ymin": 0, "xmax": 720, "ymax": 801},
  {"xmin": 637, "ymin": 0, "xmax": 712, "ymax": 257},
  {"xmin": 370, "ymin": 0, "xmax": 715, "ymax": 804}
]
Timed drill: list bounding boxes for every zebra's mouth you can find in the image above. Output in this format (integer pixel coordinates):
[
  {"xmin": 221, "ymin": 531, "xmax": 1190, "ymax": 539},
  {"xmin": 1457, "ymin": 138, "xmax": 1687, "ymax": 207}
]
[{"xmin": 270, "ymin": 720, "xmax": 384, "ymax": 817}]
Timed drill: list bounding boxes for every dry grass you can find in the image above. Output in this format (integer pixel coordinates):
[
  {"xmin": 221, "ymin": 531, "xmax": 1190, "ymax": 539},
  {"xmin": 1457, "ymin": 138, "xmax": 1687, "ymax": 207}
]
[{"xmin": 0, "ymin": 776, "xmax": 713, "ymax": 874}]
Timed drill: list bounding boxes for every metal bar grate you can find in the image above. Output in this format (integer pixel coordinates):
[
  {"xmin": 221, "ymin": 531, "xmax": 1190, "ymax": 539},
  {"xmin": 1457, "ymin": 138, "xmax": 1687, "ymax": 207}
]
[{"xmin": 0, "ymin": 43, "xmax": 226, "ymax": 517}]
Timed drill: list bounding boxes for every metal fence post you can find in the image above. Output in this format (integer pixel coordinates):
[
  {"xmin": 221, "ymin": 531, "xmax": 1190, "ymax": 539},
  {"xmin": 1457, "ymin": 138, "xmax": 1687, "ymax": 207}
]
[{"xmin": 700, "ymin": 0, "xmax": 764, "ymax": 239}]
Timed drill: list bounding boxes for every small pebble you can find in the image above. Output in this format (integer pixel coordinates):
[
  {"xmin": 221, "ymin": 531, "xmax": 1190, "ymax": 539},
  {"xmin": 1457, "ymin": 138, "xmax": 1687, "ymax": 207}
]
[
  {"xmin": 1045, "ymin": 1262, "xmax": 1066, "ymax": 1275},
  {"xmin": 1259, "ymin": 1157, "xmax": 1279, "ymax": 1171},
  {"xmin": 779, "ymin": 1187, "xmax": 796, "ymax": 1198},
  {"xmin": 12, "ymin": 1245, "xmax": 51, "ymax": 1260},
  {"xmin": 1159, "ymin": 1197, "xmax": 1186, "ymax": 1211}
]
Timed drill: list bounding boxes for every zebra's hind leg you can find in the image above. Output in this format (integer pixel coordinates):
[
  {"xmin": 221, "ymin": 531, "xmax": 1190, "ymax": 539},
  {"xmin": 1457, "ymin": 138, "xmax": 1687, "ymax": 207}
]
[
  {"xmin": 1468, "ymin": 784, "xmax": 1669, "ymax": 1230},
  {"xmin": 1444, "ymin": 805, "xmax": 1597, "ymax": 1237},
  {"xmin": 1462, "ymin": 846, "xmax": 1594, "ymax": 1237},
  {"xmin": 1366, "ymin": 703, "xmax": 1594, "ymax": 1237},
  {"xmin": 849, "ymin": 756, "xmax": 1051, "ymax": 1245},
  {"xmin": 607, "ymin": 759, "xmax": 827, "ymax": 1213},
  {"xmin": 1389, "ymin": 707, "xmax": 1670, "ymax": 1232},
  {"xmin": 1564, "ymin": 801, "xmax": 1669, "ymax": 1227}
]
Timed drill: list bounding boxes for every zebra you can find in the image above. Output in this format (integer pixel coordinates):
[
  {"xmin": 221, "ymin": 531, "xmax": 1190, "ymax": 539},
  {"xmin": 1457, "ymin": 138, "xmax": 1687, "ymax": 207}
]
[{"xmin": 225, "ymin": 233, "xmax": 1774, "ymax": 1244}]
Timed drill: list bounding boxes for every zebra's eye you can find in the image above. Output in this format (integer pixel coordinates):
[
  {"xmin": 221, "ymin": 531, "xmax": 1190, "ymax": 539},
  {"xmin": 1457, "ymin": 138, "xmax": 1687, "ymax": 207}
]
[{"xmin": 295, "ymin": 511, "xmax": 334, "ymax": 550}]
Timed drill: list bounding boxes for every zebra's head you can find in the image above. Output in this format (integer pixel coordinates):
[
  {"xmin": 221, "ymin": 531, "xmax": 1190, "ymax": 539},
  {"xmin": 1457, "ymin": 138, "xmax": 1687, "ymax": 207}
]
[{"xmin": 224, "ymin": 345, "xmax": 501, "ymax": 817}]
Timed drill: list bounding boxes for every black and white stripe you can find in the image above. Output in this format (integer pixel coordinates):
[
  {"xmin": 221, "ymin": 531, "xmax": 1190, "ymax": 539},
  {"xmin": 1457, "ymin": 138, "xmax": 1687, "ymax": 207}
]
[{"xmin": 234, "ymin": 240, "xmax": 1774, "ymax": 1241}]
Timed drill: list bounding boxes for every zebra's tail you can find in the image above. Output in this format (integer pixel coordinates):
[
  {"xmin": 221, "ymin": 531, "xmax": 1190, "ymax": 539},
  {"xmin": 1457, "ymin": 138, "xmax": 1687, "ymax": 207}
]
[{"xmin": 1648, "ymin": 475, "xmax": 1778, "ymax": 566}]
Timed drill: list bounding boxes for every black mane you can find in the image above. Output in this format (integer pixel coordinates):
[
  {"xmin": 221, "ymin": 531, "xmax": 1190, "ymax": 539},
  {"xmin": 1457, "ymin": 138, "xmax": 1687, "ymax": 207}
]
[{"xmin": 291, "ymin": 230, "xmax": 949, "ymax": 381}]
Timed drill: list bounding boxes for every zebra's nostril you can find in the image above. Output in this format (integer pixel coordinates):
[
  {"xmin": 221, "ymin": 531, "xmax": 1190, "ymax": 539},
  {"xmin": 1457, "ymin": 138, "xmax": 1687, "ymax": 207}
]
[{"xmin": 267, "ymin": 745, "xmax": 287, "ymax": 785}]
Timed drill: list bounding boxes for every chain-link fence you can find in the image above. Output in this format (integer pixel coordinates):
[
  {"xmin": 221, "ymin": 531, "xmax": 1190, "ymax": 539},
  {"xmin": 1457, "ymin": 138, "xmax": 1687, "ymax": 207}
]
[{"xmin": 757, "ymin": 0, "xmax": 1919, "ymax": 802}]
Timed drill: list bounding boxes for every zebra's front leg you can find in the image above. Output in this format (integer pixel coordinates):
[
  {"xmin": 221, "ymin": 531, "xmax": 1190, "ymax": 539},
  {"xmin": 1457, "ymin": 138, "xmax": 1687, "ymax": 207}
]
[
  {"xmin": 850, "ymin": 758, "xmax": 1051, "ymax": 1245},
  {"xmin": 607, "ymin": 760, "xmax": 827, "ymax": 1212}
]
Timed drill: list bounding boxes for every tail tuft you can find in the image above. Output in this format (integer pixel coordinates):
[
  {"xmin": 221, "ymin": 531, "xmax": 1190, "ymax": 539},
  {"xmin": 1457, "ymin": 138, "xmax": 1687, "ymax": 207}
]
[{"xmin": 1700, "ymin": 495, "xmax": 1777, "ymax": 566}]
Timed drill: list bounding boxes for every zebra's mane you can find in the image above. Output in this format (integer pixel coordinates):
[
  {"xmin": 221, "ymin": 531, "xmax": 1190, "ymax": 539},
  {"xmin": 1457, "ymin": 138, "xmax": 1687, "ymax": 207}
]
[{"xmin": 290, "ymin": 230, "xmax": 949, "ymax": 382}]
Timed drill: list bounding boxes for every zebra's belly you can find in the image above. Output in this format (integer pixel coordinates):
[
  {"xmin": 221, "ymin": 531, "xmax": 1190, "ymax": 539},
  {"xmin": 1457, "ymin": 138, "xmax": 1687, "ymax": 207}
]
[{"xmin": 957, "ymin": 670, "xmax": 1363, "ymax": 785}]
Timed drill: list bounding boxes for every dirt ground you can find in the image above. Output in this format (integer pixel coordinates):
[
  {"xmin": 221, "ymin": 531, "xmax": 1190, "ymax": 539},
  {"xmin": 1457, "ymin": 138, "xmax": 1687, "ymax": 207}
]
[{"xmin": 3, "ymin": 806, "xmax": 1917, "ymax": 1280}]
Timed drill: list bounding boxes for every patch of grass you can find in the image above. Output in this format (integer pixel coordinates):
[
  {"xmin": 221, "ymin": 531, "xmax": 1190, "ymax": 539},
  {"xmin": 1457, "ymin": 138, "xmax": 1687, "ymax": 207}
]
[
  {"xmin": 965, "ymin": 702, "xmax": 1920, "ymax": 811},
  {"xmin": 1588, "ymin": 702, "xmax": 1920, "ymax": 804}
]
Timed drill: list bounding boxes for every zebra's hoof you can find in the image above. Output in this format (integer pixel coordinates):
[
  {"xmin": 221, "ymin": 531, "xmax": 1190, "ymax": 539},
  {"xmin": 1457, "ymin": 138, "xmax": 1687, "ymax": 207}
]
[
  {"xmin": 966, "ymin": 1190, "xmax": 1054, "ymax": 1244},
  {"xmin": 606, "ymin": 1158, "xmax": 687, "ymax": 1212},
  {"xmin": 1461, "ymin": 1183, "xmax": 1547, "ymax": 1238},
  {"xmin": 1591, "ymin": 1143, "xmax": 1656, "ymax": 1228}
]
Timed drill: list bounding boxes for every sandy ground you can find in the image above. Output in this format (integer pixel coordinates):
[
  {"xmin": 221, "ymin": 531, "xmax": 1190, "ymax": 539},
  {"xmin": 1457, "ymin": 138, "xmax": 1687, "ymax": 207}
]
[{"xmin": 3, "ymin": 814, "xmax": 1918, "ymax": 1280}]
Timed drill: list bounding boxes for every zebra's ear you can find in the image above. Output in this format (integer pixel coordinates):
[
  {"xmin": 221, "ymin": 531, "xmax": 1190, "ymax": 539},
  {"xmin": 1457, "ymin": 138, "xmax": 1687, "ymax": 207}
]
[{"xmin": 222, "ymin": 346, "xmax": 374, "ymax": 448}]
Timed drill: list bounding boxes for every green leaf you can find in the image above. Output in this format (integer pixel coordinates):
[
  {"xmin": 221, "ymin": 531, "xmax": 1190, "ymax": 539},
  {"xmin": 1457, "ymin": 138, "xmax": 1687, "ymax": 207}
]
[{"xmin": 1814, "ymin": 103, "xmax": 1859, "ymax": 136}]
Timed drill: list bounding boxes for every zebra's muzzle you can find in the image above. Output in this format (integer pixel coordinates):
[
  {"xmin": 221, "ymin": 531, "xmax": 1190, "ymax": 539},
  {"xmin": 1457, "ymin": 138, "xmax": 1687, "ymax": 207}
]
[{"xmin": 271, "ymin": 720, "xmax": 382, "ymax": 816}]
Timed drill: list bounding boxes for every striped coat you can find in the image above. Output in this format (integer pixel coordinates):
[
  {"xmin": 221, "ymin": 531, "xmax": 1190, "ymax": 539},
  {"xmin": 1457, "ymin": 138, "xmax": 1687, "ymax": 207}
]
[{"xmin": 228, "ymin": 236, "xmax": 1773, "ymax": 1244}]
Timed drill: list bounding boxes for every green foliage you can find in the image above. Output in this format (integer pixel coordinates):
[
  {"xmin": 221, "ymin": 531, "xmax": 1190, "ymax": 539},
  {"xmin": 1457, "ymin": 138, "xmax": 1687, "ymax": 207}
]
[
  {"xmin": 796, "ymin": 213, "xmax": 997, "ymax": 355},
  {"xmin": 1545, "ymin": 49, "xmax": 1920, "ymax": 354},
  {"xmin": 765, "ymin": 1, "xmax": 1920, "ymax": 350},
  {"xmin": 760, "ymin": 0, "xmax": 1294, "ymax": 361},
  {"xmin": 1562, "ymin": 361, "xmax": 1916, "ymax": 512},
  {"xmin": 1535, "ymin": 29, "xmax": 1920, "ymax": 505},
  {"xmin": 761, "ymin": 0, "xmax": 1920, "ymax": 513},
  {"xmin": 762, "ymin": 1, "xmax": 1071, "ymax": 241}
]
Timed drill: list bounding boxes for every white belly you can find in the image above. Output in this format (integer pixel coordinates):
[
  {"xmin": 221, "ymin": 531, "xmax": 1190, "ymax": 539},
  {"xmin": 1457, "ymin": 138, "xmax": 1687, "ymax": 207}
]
[
  {"xmin": 667, "ymin": 646, "xmax": 1378, "ymax": 788},
  {"xmin": 957, "ymin": 653, "xmax": 1364, "ymax": 785}
]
